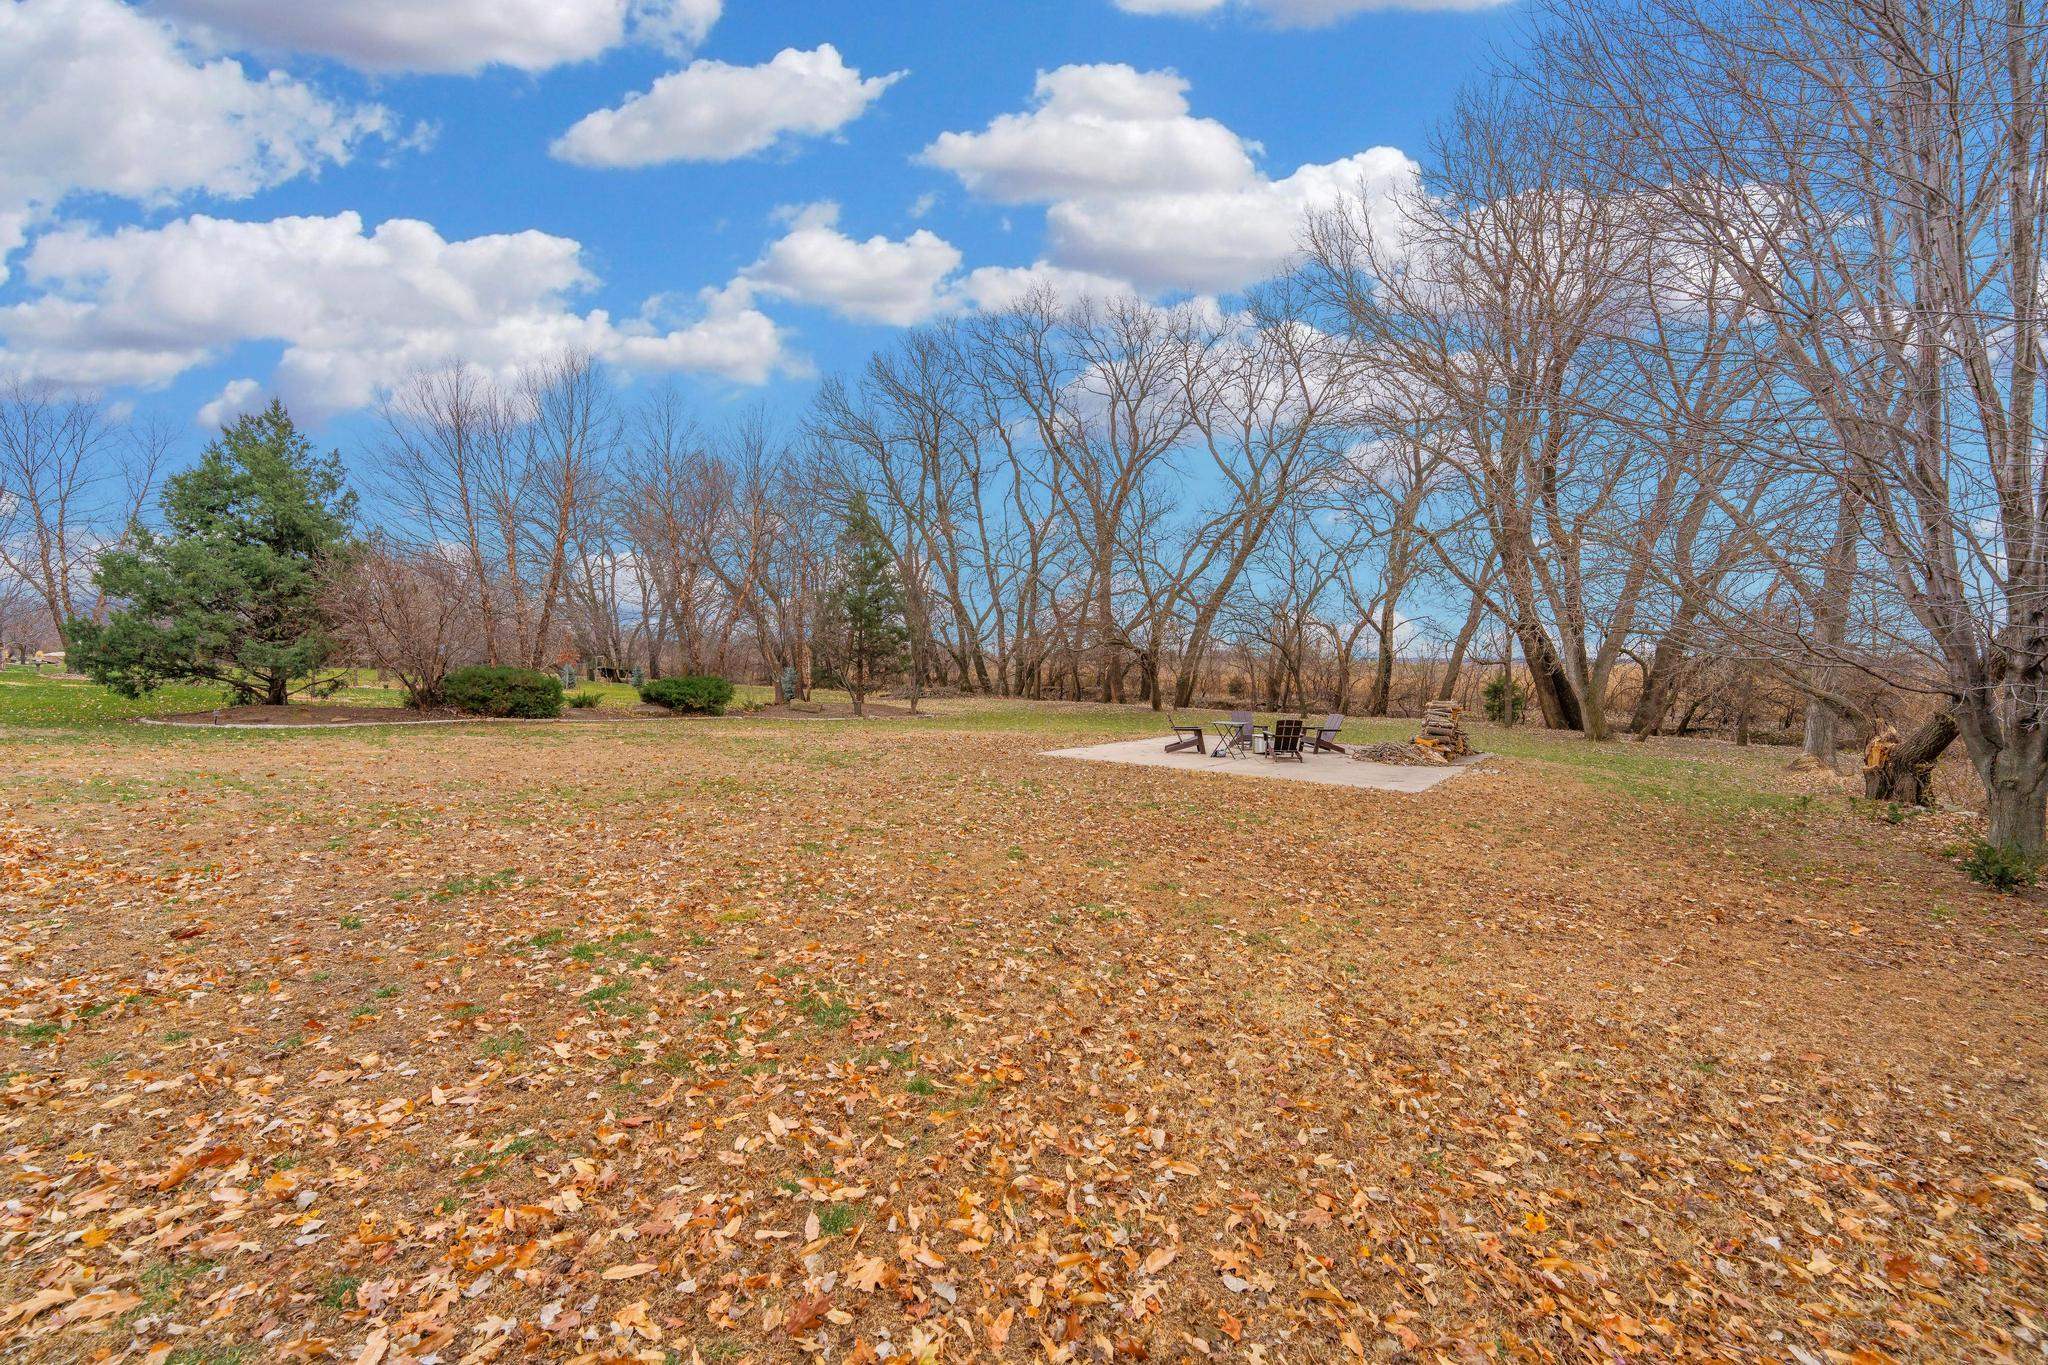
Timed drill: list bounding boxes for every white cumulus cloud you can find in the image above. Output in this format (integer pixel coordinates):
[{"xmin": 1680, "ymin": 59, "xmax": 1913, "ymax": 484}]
[
  {"xmin": 725, "ymin": 204, "xmax": 1144, "ymax": 326},
  {"xmin": 1048, "ymin": 147, "xmax": 1416, "ymax": 293},
  {"xmin": 953, "ymin": 261, "xmax": 1138, "ymax": 314},
  {"xmin": 1112, "ymin": 0, "xmax": 1511, "ymax": 20},
  {"xmin": 153, "ymin": 0, "xmax": 721, "ymax": 74},
  {"xmin": 0, "ymin": 212, "xmax": 30, "ymax": 287},
  {"xmin": 920, "ymin": 64, "xmax": 1254, "ymax": 202},
  {"xmin": 196, "ymin": 377, "xmax": 264, "ymax": 430},
  {"xmin": 739, "ymin": 204, "xmax": 961, "ymax": 326},
  {"xmin": 923, "ymin": 63, "xmax": 1416, "ymax": 295},
  {"xmin": 553, "ymin": 44, "xmax": 904, "ymax": 168},
  {"xmin": 0, "ymin": 212, "xmax": 795, "ymax": 416},
  {"xmin": 0, "ymin": 0, "xmax": 389, "ymax": 221}
]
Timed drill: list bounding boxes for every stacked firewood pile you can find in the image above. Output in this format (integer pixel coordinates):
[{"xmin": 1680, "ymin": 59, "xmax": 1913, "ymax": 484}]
[
  {"xmin": 1345, "ymin": 702, "xmax": 1475, "ymax": 767},
  {"xmin": 1414, "ymin": 701, "xmax": 1472, "ymax": 759}
]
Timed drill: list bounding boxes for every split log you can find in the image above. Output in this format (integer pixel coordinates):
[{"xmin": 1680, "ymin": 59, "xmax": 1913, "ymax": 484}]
[{"xmin": 1415, "ymin": 701, "xmax": 1472, "ymax": 757}]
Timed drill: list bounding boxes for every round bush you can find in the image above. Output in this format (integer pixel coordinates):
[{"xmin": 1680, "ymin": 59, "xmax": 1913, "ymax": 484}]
[
  {"xmin": 638, "ymin": 675, "xmax": 734, "ymax": 715},
  {"xmin": 444, "ymin": 665, "xmax": 565, "ymax": 719}
]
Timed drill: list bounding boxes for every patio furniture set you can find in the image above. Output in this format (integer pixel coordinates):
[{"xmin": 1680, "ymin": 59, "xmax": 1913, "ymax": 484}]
[{"xmin": 1165, "ymin": 712, "xmax": 1347, "ymax": 763}]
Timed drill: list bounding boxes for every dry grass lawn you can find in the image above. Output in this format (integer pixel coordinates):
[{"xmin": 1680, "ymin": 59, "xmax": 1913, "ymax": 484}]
[{"xmin": 1, "ymin": 691, "xmax": 2044, "ymax": 1363}]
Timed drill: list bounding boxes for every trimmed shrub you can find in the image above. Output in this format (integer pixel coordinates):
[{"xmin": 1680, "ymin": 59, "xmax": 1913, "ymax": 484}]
[
  {"xmin": 445, "ymin": 665, "xmax": 564, "ymax": 719},
  {"xmin": 565, "ymin": 690, "xmax": 602, "ymax": 710},
  {"xmin": 639, "ymin": 675, "xmax": 734, "ymax": 715}
]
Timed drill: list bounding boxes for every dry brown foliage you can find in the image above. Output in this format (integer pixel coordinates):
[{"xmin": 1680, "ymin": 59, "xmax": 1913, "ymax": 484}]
[{"xmin": 0, "ymin": 707, "xmax": 2042, "ymax": 1361}]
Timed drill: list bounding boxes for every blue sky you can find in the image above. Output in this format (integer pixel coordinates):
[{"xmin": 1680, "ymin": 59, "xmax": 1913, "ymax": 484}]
[{"xmin": 0, "ymin": 0, "xmax": 1522, "ymax": 453}]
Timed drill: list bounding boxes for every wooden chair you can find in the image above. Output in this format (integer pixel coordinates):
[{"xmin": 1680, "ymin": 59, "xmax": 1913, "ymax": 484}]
[
  {"xmin": 1267, "ymin": 716, "xmax": 1307, "ymax": 762},
  {"xmin": 1165, "ymin": 716, "xmax": 1206, "ymax": 754},
  {"xmin": 1306, "ymin": 713, "xmax": 1346, "ymax": 753}
]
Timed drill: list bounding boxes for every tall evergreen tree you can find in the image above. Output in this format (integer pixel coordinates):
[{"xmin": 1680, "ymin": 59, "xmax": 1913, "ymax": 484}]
[
  {"xmin": 70, "ymin": 401, "xmax": 356, "ymax": 705},
  {"xmin": 818, "ymin": 496, "xmax": 907, "ymax": 717}
]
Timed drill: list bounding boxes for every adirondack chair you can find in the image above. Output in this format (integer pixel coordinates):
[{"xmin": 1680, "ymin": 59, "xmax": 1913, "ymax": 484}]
[
  {"xmin": 1306, "ymin": 712, "xmax": 1346, "ymax": 753},
  {"xmin": 1267, "ymin": 716, "xmax": 1307, "ymax": 762},
  {"xmin": 1165, "ymin": 714, "xmax": 1207, "ymax": 754}
]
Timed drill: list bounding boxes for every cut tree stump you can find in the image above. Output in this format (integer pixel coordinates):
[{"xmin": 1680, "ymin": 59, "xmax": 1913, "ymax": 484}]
[{"xmin": 1863, "ymin": 708, "xmax": 1959, "ymax": 806}]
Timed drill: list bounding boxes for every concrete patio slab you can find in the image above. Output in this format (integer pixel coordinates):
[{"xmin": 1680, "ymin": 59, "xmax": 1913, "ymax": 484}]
[{"xmin": 1040, "ymin": 736, "xmax": 1484, "ymax": 793}]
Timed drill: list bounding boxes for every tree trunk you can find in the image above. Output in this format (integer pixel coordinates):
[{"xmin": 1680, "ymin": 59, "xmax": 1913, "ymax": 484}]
[
  {"xmin": 1330, "ymin": 649, "xmax": 1354, "ymax": 717},
  {"xmin": 1962, "ymin": 715, "xmax": 2048, "ymax": 856},
  {"xmin": 265, "ymin": 673, "xmax": 289, "ymax": 706},
  {"xmin": 1986, "ymin": 781, "xmax": 2047, "ymax": 857},
  {"xmin": 1802, "ymin": 699, "xmax": 1841, "ymax": 763},
  {"xmin": 1365, "ymin": 598, "xmax": 1397, "ymax": 717},
  {"xmin": 1863, "ymin": 709, "xmax": 1957, "ymax": 806},
  {"xmin": 1629, "ymin": 632, "xmax": 1690, "ymax": 738},
  {"xmin": 1802, "ymin": 490, "xmax": 1860, "ymax": 761},
  {"xmin": 1095, "ymin": 573, "xmax": 1118, "ymax": 704},
  {"xmin": 1436, "ymin": 590, "xmax": 1487, "ymax": 702},
  {"xmin": 1518, "ymin": 626, "xmax": 1585, "ymax": 731},
  {"xmin": 1581, "ymin": 685, "xmax": 1611, "ymax": 741}
]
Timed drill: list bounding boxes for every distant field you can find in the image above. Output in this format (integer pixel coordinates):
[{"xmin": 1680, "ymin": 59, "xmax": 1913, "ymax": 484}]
[
  {"xmin": 0, "ymin": 667, "xmax": 1911, "ymax": 815},
  {"xmin": 0, "ymin": 668, "xmax": 789, "ymax": 730},
  {"xmin": 1, "ymin": 676, "xmax": 2042, "ymax": 1362}
]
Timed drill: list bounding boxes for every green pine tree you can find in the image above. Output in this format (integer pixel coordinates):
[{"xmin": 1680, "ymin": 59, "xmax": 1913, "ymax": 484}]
[
  {"xmin": 69, "ymin": 400, "xmax": 357, "ymax": 705},
  {"xmin": 820, "ymin": 496, "xmax": 908, "ymax": 717}
]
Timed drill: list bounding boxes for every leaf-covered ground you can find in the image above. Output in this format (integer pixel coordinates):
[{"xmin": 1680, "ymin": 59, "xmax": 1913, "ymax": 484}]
[{"xmin": 2, "ymin": 701, "xmax": 2043, "ymax": 1363}]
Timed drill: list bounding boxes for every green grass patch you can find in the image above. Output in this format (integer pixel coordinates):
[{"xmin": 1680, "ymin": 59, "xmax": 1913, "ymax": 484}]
[
  {"xmin": 319, "ymin": 1274, "xmax": 363, "ymax": 1310},
  {"xmin": 431, "ymin": 869, "xmax": 519, "ymax": 902},
  {"xmin": 579, "ymin": 980, "xmax": 636, "ymax": 1014},
  {"xmin": 0, "ymin": 668, "xmax": 236, "ymax": 729},
  {"xmin": 792, "ymin": 989, "xmax": 854, "ymax": 1029}
]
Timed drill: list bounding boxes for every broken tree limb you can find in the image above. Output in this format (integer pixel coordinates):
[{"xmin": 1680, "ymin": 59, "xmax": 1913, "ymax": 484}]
[{"xmin": 1863, "ymin": 707, "xmax": 1959, "ymax": 806}]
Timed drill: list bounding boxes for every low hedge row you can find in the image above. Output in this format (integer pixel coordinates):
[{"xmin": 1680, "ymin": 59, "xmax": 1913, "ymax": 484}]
[
  {"xmin": 639, "ymin": 675, "xmax": 734, "ymax": 715},
  {"xmin": 444, "ymin": 665, "xmax": 564, "ymax": 719}
]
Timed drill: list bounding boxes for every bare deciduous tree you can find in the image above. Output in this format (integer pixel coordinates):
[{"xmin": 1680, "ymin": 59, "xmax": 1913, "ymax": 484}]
[
  {"xmin": 1545, "ymin": 0, "xmax": 2048, "ymax": 846},
  {"xmin": 324, "ymin": 537, "xmax": 481, "ymax": 708},
  {"xmin": 0, "ymin": 379, "xmax": 165, "ymax": 649}
]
